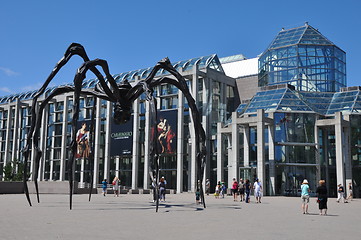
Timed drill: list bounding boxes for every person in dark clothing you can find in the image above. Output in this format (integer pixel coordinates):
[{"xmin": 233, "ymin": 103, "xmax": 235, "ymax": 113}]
[
  {"xmin": 245, "ymin": 179, "xmax": 251, "ymax": 203},
  {"xmin": 159, "ymin": 177, "xmax": 166, "ymax": 202},
  {"xmin": 337, "ymin": 184, "xmax": 348, "ymax": 203},
  {"xmin": 316, "ymin": 180, "xmax": 328, "ymax": 215}
]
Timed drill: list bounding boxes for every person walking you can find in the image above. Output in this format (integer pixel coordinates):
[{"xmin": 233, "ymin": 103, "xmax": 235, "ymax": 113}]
[
  {"xmin": 316, "ymin": 180, "xmax": 328, "ymax": 216},
  {"xmin": 195, "ymin": 188, "xmax": 201, "ymax": 204},
  {"xmin": 159, "ymin": 177, "xmax": 166, "ymax": 202},
  {"xmin": 253, "ymin": 178, "xmax": 262, "ymax": 203},
  {"xmin": 220, "ymin": 182, "xmax": 227, "ymax": 198},
  {"xmin": 245, "ymin": 179, "xmax": 251, "ymax": 203},
  {"xmin": 231, "ymin": 178, "xmax": 239, "ymax": 201},
  {"xmin": 337, "ymin": 184, "xmax": 348, "ymax": 203},
  {"xmin": 239, "ymin": 178, "xmax": 245, "ymax": 202},
  {"xmin": 214, "ymin": 181, "xmax": 221, "ymax": 199},
  {"xmin": 300, "ymin": 179, "xmax": 310, "ymax": 214},
  {"xmin": 205, "ymin": 179, "xmax": 211, "ymax": 196},
  {"xmin": 101, "ymin": 179, "xmax": 108, "ymax": 196},
  {"xmin": 347, "ymin": 182, "xmax": 353, "ymax": 201},
  {"xmin": 151, "ymin": 178, "xmax": 157, "ymax": 203},
  {"xmin": 112, "ymin": 177, "xmax": 120, "ymax": 197}
]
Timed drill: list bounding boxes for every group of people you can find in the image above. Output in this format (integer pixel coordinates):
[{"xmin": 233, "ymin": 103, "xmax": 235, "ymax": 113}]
[
  {"xmin": 337, "ymin": 182, "xmax": 353, "ymax": 203},
  {"xmin": 101, "ymin": 177, "xmax": 121, "ymax": 197},
  {"xmin": 301, "ymin": 179, "xmax": 353, "ymax": 216},
  {"xmin": 102, "ymin": 176, "xmax": 354, "ymax": 215},
  {"xmin": 152, "ymin": 176, "xmax": 167, "ymax": 202},
  {"xmin": 212, "ymin": 178, "xmax": 263, "ymax": 203}
]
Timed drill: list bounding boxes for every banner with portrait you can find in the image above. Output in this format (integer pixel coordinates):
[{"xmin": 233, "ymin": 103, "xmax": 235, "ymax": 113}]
[
  {"xmin": 75, "ymin": 120, "xmax": 92, "ymax": 159},
  {"xmin": 157, "ymin": 110, "xmax": 177, "ymax": 154},
  {"xmin": 110, "ymin": 115, "xmax": 134, "ymax": 156}
]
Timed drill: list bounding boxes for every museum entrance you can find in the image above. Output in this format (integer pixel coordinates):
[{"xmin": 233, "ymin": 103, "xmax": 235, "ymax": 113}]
[
  {"xmin": 275, "ymin": 164, "xmax": 317, "ymax": 196},
  {"xmin": 110, "ymin": 155, "xmax": 132, "ymax": 188},
  {"xmin": 239, "ymin": 167, "xmax": 256, "ymax": 182}
]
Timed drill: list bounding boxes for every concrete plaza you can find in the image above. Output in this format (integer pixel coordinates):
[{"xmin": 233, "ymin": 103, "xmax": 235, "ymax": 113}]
[{"xmin": 0, "ymin": 193, "xmax": 360, "ymax": 240}]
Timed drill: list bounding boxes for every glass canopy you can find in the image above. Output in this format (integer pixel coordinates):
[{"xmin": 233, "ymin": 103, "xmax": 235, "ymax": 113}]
[
  {"xmin": 0, "ymin": 54, "xmax": 224, "ymax": 103},
  {"xmin": 236, "ymin": 85, "xmax": 361, "ymax": 117}
]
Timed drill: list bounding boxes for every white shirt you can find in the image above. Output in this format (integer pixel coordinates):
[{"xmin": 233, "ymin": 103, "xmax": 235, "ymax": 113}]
[{"xmin": 254, "ymin": 181, "xmax": 262, "ymax": 192}]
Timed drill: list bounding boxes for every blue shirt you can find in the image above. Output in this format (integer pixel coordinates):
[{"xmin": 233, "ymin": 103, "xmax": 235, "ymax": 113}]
[
  {"xmin": 102, "ymin": 181, "xmax": 108, "ymax": 189},
  {"xmin": 301, "ymin": 184, "xmax": 309, "ymax": 196}
]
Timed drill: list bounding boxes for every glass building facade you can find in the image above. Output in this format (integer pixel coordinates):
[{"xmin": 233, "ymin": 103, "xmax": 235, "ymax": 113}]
[
  {"xmin": 259, "ymin": 23, "xmax": 346, "ymax": 92},
  {"xmin": 1, "ymin": 24, "xmax": 360, "ymax": 198},
  {"xmin": 223, "ymin": 83, "xmax": 361, "ymax": 197},
  {"xmin": 0, "ymin": 54, "xmax": 237, "ymax": 194}
]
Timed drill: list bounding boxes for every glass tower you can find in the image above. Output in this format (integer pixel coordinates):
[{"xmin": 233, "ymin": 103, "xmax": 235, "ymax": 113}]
[{"xmin": 259, "ymin": 23, "xmax": 346, "ymax": 92}]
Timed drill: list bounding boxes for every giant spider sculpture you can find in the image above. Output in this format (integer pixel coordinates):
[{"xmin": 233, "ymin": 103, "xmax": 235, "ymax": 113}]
[{"xmin": 22, "ymin": 43, "xmax": 207, "ymax": 211}]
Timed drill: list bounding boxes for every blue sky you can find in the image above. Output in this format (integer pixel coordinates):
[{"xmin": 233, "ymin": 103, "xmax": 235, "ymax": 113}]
[{"xmin": 1, "ymin": 0, "xmax": 360, "ymax": 97}]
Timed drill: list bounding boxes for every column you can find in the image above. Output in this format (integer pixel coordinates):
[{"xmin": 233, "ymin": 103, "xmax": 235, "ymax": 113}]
[
  {"xmin": 59, "ymin": 96, "xmax": 68, "ymax": 181},
  {"xmin": 177, "ymin": 90, "xmax": 184, "ymax": 193},
  {"xmin": 229, "ymin": 112, "xmax": 239, "ymax": 187},
  {"xmin": 49, "ymin": 104, "xmax": 55, "ymax": 181},
  {"xmin": 131, "ymin": 98, "xmax": 140, "ymax": 189},
  {"xmin": 243, "ymin": 126, "xmax": 250, "ymax": 167},
  {"xmin": 11, "ymin": 100, "xmax": 20, "ymax": 162},
  {"xmin": 4, "ymin": 105, "xmax": 11, "ymax": 165},
  {"xmin": 216, "ymin": 123, "xmax": 224, "ymax": 183},
  {"xmin": 38, "ymin": 101, "xmax": 48, "ymax": 181},
  {"xmin": 93, "ymin": 98, "xmax": 102, "ymax": 187},
  {"xmin": 343, "ymin": 115, "xmax": 352, "ymax": 188},
  {"xmin": 115, "ymin": 156, "xmax": 120, "ymax": 178},
  {"xmin": 202, "ymin": 77, "xmax": 210, "ymax": 186},
  {"xmin": 314, "ymin": 121, "xmax": 321, "ymax": 183},
  {"xmin": 143, "ymin": 101, "xmax": 151, "ymax": 188},
  {"xmin": 190, "ymin": 73, "xmax": 198, "ymax": 192},
  {"xmin": 268, "ymin": 124, "xmax": 275, "ymax": 195},
  {"xmin": 0, "ymin": 107, "xmax": 3, "ymax": 180},
  {"xmin": 103, "ymin": 101, "xmax": 111, "ymax": 180},
  {"xmin": 335, "ymin": 112, "xmax": 345, "ymax": 188},
  {"xmin": 257, "ymin": 109, "xmax": 265, "ymax": 190}
]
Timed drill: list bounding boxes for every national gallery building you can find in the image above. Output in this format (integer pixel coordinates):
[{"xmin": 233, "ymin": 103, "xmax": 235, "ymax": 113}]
[{"xmin": 1, "ymin": 23, "xmax": 360, "ymax": 197}]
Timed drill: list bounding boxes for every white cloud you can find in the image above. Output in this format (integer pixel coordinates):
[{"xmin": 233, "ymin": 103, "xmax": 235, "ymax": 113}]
[
  {"xmin": 0, "ymin": 87, "xmax": 13, "ymax": 94},
  {"xmin": 20, "ymin": 82, "xmax": 43, "ymax": 92},
  {"xmin": 0, "ymin": 67, "xmax": 19, "ymax": 76}
]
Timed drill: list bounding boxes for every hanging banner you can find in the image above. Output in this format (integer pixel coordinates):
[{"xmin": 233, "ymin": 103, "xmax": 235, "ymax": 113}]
[
  {"xmin": 110, "ymin": 115, "xmax": 134, "ymax": 156},
  {"xmin": 157, "ymin": 110, "xmax": 177, "ymax": 154},
  {"xmin": 75, "ymin": 120, "xmax": 92, "ymax": 159}
]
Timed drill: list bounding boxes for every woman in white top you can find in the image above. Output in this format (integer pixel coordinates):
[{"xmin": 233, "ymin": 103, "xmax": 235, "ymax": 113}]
[{"xmin": 112, "ymin": 177, "xmax": 120, "ymax": 197}]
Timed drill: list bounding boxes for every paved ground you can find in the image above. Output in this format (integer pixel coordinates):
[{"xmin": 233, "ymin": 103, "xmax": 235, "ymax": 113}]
[{"xmin": 0, "ymin": 192, "xmax": 360, "ymax": 240}]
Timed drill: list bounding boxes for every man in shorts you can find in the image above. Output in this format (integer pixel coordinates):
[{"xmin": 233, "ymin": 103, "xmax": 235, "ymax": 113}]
[
  {"xmin": 253, "ymin": 178, "xmax": 262, "ymax": 203},
  {"xmin": 301, "ymin": 179, "xmax": 310, "ymax": 214}
]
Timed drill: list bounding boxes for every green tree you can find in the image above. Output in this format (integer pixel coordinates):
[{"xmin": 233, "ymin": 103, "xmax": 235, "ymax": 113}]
[{"xmin": 3, "ymin": 160, "xmax": 26, "ymax": 181}]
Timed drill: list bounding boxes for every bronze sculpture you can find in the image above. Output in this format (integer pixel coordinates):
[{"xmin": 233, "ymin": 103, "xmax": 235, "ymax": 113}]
[{"xmin": 22, "ymin": 43, "xmax": 207, "ymax": 211}]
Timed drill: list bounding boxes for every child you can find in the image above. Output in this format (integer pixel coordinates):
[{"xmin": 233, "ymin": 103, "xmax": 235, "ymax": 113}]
[
  {"xmin": 195, "ymin": 188, "xmax": 201, "ymax": 204},
  {"xmin": 214, "ymin": 182, "xmax": 220, "ymax": 199},
  {"xmin": 220, "ymin": 182, "xmax": 227, "ymax": 198},
  {"xmin": 101, "ymin": 179, "xmax": 108, "ymax": 196}
]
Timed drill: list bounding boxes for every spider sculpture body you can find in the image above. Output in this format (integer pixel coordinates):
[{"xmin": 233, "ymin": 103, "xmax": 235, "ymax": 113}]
[{"xmin": 22, "ymin": 43, "xmax": 206, "ymax": 211}]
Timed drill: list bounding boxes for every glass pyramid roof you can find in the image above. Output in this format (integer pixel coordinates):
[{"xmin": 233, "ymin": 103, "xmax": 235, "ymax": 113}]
[{"xmin": 267, "ymin": 24, "xmax": 334, "ymax": 50}]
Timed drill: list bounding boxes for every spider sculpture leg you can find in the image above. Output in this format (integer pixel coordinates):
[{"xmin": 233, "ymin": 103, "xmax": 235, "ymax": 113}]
[
  {"xmin": 66, "ymin": 58, "xmax": 129, "ymax": 209},
  {"xmin": 127, "ymin": 57, "xmax": 207, "ymax": 209},
  {"xmin": 22, "ymin": 43, "xmax": 112, "ymax": 206},
  {"xmin": 148, "ymin": 97, "xmax": 160, "ymax": 212},
  {"xmin": 29, "ymin": 85, "xmax": 108, "ymax": 205}
]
